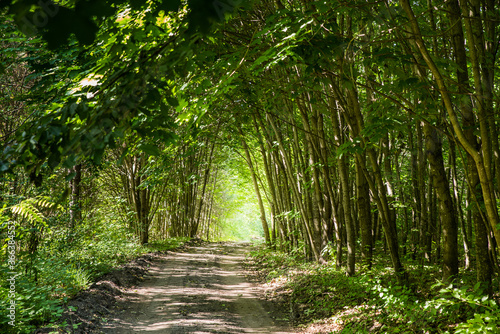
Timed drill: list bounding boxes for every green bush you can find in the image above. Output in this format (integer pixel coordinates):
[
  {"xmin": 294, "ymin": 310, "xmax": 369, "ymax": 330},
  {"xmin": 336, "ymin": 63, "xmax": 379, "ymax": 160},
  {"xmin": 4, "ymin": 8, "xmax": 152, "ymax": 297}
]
[
  {"xmin": 0, "ymin": 274, "xmax": 65, "ymax": 334},
  {"xmin": 249, "ymin": 244, "xmax": 500, "ymax": 334},
  {"xmin": 1, "ymin": 213, "xmax": 188, "ymax": 333},
  {"xmin": 431, "ymin": 283, "xmax": 500, "ymax": 334}
]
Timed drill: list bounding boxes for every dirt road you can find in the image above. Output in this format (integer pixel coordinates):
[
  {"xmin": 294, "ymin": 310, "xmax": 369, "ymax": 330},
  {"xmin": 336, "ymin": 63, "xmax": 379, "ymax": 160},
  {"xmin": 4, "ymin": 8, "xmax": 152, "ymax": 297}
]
[{"xmin": 101, "ymin": 242, "xmax": 294, "ymax": 334}]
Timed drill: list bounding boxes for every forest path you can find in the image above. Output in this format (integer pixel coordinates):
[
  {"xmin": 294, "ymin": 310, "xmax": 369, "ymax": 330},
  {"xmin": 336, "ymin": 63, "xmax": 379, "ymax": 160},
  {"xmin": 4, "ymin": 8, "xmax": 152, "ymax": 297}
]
[{"xmin": 101, "ymin": 242, "xmax": 294, "ymax": 334}]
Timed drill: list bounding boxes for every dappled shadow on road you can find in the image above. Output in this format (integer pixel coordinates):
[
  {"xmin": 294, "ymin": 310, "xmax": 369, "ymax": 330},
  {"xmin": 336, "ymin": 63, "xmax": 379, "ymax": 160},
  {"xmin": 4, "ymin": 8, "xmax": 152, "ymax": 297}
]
[{"xmin": 102, "ymin": 243, "xmax": 293, "ymax": 334}]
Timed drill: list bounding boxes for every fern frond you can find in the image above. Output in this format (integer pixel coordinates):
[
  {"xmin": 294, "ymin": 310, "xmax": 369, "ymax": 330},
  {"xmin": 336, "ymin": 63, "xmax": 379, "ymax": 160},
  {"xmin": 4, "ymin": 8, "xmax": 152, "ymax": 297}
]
[
  {"xmin": 34, "ymin": 196, "xmax": 63, "ymax": 211},
  {"xmin": 12, "ymin": 201, "xmax": 45, "ymax": 225},
  {"xmin": 10, "ymin": 196, "xmax": 61, "ymax": 227}
]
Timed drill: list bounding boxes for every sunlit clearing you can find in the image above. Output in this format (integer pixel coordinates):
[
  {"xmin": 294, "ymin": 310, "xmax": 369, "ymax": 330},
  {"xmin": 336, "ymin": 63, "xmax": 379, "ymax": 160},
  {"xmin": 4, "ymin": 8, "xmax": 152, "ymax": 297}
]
[{"xmin": 211, "ymin": 162, "xmax": 265, "ymax": 242}]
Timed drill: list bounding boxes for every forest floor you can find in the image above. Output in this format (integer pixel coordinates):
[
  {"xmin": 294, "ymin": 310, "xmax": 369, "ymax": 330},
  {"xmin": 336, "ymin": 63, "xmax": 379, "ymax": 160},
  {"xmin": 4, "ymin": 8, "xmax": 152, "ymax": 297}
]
[
  {"xmin": 36, "ymin": 240, "xmax": 498, "ymax": 334},
  {"xmin": 38, "ymin": 240, "xmax": 296, "ymax": 333}
]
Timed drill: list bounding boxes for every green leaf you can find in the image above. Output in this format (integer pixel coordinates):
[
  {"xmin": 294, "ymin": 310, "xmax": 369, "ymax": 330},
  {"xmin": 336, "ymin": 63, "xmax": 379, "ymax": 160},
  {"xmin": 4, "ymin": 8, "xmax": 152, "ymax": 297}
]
[
  {"xmin": 47, "ymin": 150, "xmax": 61, "ymax": 169},
  {"xmin": 175, "ymin": 98, "xmax": 188, "ymax": 113},
  {"xmin": 139, "ymin": 143, "xmax": 160, "ymax": 156},
  {"xmin": 0, "ymin": 161, "xmax": 9, "ymax": 172},
  {"xmin": 65, "ymin": 172, "xmax": 76, "ymax": 181},
  {"xmin": 166, "ymin": 95, "xmax": 179, "ymax": 107}
]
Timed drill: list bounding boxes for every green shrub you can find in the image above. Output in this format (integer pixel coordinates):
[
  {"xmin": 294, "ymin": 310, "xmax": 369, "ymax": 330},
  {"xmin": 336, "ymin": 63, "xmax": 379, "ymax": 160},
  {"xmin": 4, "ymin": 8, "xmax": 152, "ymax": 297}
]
[
  {"xmin": 1, "ymin": 212, "xmax": 188, "ymax": 333},
  {"xmin": 431, "ymin": 283, "xmax": 500, "ymax": 334},
  {"xmin": 0, "ymin": 275, "xmax": 65, "ymax": 334}
]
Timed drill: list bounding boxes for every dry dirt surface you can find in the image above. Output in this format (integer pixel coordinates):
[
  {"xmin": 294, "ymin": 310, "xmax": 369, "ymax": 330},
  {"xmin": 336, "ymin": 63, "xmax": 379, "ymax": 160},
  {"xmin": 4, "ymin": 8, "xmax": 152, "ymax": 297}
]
[{"xmin": 100, "ymin": 242, "xmax": 295, "ymax": 334}]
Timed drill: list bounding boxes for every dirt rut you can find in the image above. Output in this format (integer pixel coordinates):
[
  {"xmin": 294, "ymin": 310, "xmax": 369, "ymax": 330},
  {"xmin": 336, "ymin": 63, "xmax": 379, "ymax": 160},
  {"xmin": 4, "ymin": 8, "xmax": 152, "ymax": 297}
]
[{"xmin": 101, "ymin": 242, "xmax": 294, "ymax": 334}]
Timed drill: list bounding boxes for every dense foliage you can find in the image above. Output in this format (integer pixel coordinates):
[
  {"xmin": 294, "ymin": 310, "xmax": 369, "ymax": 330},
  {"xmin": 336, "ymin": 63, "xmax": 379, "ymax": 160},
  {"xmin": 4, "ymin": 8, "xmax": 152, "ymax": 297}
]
[
  {"xmin": 1, "ymin": 0, "xmax": 499, "ymax": 332},
  {"xmin": 249, "ymin": 245, "xmax": 500, "ymax": 333}
]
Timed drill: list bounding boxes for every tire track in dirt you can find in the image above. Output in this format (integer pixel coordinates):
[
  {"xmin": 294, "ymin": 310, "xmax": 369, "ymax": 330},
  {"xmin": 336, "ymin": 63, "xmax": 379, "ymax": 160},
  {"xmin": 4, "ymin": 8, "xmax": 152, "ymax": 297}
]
[{"xmin": 101, "ymin": 242, "xmax": 294, "ymax": 333}]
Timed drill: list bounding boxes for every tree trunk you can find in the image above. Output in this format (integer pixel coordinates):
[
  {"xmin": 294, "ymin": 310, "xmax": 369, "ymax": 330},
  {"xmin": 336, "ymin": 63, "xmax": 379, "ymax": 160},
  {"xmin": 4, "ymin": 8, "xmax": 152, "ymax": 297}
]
[
  {"xmin": 331, "ymin": 105, "xmax": 355, "ymax": 275},
  {"xmin": 400, "ymin": 0, "xmax": 500, "ymax": 254},
  {"xmin": 423, "ymin": 123, "xmax": 458, "ymax": 282},
  {"xmin": 356, "ymin": 155, "xmax": 372, "ymax": 269},
  {"xmin": 267, "ymin": 111, "xmax": 321, "ymax": 260},
  {"xmin": 69, "ymin": 163, "xmax": 82, "ymax": 230},
  {"xmin": 447, "ymin": 0, "xmax": 493, "ymax": 290},
  {"xmin": 239, "ymin": 130, "xmax": 271, "ymax": 246}
]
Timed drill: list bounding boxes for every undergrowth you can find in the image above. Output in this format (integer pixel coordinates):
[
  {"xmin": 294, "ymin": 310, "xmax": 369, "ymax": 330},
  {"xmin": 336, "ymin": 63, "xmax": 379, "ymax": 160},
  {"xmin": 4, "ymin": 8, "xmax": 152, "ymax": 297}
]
[
  {"xmin": 0, "ymin": 217, "xmax": 188, "ymax": 334},
  {"xmin": 248, "ymin": 245, "xmax": 500, "ymax": 334}
]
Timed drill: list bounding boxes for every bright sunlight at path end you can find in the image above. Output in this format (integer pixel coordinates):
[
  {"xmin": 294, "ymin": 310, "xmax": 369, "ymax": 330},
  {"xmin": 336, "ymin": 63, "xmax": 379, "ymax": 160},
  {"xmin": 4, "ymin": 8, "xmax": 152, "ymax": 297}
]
[{"xmin": 102, "ymin": 243, "xmax": 294, "ymax": 334}]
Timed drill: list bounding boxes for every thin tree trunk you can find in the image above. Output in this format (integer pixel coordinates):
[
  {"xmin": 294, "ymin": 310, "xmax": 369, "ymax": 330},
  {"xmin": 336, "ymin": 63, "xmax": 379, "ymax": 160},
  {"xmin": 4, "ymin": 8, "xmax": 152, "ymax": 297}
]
[
  {"xmin": 400, "ymin": 0, "xmax": 500, "ymax": 252},
  {"xmin": 69, "ymin": 163, "xmax": 82, "ymax": 230},
  {"xmin": 239, "ymin": 129, "xmax": 271, "ymax": 246},
  {"xmin": 447, "ymin": 0, "xmax": 493, "ymax": 290},
  {"xmin": 423, "ymin": 123, "xmax": 458, "ymax": 282}
]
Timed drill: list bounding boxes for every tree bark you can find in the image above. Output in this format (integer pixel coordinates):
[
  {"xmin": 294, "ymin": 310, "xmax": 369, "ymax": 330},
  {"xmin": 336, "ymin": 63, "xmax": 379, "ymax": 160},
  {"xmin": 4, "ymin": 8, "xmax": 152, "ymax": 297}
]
[
  {"xmin": 400, "ymin": 0, "xmax": 500, "ymax": 253},
  {"xmin": 69, "ymin": 163, "xmax": 82, "ymax": 230},
  {"xmin": 423, "ymin": 123, "xmax": 459, "ymax": 282}
]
